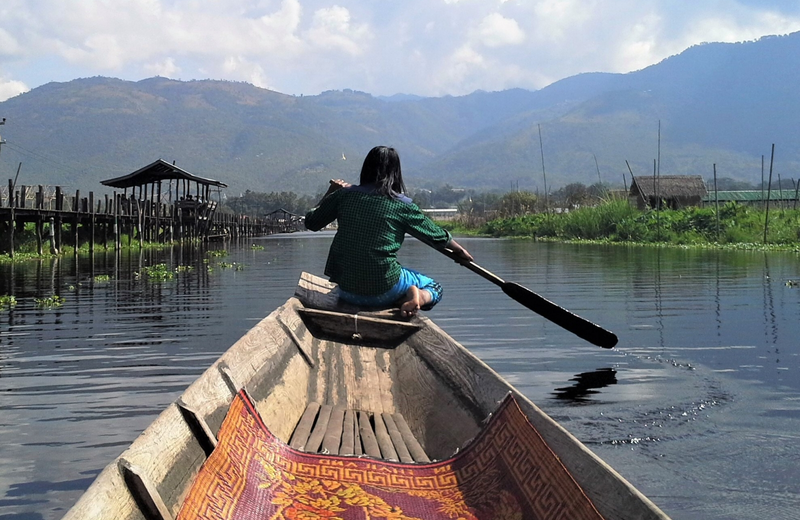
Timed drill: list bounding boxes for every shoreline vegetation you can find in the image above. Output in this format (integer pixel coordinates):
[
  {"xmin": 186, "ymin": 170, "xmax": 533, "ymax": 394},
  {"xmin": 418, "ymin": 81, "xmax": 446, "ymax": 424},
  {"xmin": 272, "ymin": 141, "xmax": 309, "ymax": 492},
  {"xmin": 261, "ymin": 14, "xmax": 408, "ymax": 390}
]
[
  {"xmin": 442, "ymin": 198, "xmax": 800, "ymax": 253},
  {"xmin": 2, "ymin": 193, "xmax": 799, "ymax": 262}
]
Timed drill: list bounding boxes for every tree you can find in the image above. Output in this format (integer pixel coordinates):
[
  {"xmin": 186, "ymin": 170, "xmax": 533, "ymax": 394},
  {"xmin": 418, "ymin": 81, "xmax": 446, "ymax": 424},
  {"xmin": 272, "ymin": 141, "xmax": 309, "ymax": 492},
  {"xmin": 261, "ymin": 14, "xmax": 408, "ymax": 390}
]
[
  {"xmin": 498, "ymin": 191, "xmax": 537, "ymax": 217},
  {"xmin": 563, "ymin": 183, "xmax": 589, "ymax": 209}
]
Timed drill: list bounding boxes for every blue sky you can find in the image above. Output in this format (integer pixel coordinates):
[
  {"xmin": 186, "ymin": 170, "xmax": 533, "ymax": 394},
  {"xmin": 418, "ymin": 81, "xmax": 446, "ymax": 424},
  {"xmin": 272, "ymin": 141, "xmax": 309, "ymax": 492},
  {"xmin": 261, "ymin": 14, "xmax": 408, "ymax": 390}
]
[{"xmin": 1, "ymin": 0, "xmax": 800, "ymax": 102}]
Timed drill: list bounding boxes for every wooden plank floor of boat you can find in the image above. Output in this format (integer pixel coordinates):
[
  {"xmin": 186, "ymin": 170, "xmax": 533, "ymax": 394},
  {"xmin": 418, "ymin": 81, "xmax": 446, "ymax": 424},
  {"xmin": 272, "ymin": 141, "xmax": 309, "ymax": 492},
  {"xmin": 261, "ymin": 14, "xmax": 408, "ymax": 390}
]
[{"xmin": 289, "ymin": 402, "xmax": 430, "ymax": 463}]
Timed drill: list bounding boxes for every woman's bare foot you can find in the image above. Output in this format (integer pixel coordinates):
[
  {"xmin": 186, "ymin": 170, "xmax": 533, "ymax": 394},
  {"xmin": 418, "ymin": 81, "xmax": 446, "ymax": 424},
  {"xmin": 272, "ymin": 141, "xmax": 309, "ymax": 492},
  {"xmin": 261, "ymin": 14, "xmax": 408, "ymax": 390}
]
[{"xmin": 399, "ymin": 286, "xmax": 431, "ymax": 318}]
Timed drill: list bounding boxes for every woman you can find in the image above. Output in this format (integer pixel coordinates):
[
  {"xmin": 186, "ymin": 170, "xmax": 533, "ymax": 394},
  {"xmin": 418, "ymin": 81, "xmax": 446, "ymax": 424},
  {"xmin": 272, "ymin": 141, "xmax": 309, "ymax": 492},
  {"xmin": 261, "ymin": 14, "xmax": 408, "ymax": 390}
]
[{"xmin": 305, "ymin": 146, "xmax": 473, "ymax": 317}]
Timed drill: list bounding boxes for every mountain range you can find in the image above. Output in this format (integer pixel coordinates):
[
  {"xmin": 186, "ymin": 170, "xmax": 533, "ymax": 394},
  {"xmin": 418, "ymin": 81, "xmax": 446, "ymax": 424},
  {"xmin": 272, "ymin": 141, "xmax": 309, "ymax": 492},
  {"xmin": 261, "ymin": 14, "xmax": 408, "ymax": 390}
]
[{"xmin": 1, "ymin": 32, "xmax": 799, "ymax": 197}]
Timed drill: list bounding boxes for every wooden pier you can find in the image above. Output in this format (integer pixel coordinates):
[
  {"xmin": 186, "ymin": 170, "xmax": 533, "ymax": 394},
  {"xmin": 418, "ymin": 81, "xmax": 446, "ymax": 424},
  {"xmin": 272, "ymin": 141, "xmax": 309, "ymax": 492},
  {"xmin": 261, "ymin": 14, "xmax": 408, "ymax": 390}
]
[{"xmin": 0, "ymin": 182, "xmax": 303, "ymax": 257}]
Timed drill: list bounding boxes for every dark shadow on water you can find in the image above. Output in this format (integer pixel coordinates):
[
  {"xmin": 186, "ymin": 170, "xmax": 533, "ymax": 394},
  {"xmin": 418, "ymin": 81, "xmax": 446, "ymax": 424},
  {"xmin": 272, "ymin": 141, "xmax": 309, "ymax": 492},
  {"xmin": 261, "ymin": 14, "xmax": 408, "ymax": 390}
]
[
  {"xmin": 551, "ymin": 368, "xmax": 617, "ymax": 403},
  {"xmin": 5, "ymin": 477, "xmax": 96, "ymax": 497}
]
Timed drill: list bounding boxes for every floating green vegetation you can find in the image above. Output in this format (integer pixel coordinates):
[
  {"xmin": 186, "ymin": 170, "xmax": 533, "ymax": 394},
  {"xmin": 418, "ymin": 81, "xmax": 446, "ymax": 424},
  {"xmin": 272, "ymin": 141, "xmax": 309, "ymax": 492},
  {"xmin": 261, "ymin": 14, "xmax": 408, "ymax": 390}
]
[
  {"xmin": 218, "ymin": 262, "xmax": 245, "ymax": 271},
  {"xmin": 208, "ymin": 250, "xmax": 228, "ymax": 257},
  {"xmin": 0, "ymin": 252, "xmax": 56, "ymax": 264},
  {"xmin": 135, "ymin": 264, "xmax": 175, "ymax": 282},
  {"xmin": 0, "ymin": 295, "xmax": 17, "ymax": 309},
  {"xmin": 93, "ymin": 275, "xmax": 111, "ymax": 282},
  {"xmin": 250, "ymin": 244, "xmax": 265, "ymax": 250},
  {"xmin": 35, "ymin": 295, "xmax": 65, "ymax": 308},
  {"xmin": 175, "ymin": 265, "xmax": 194, "ymax": 273}
]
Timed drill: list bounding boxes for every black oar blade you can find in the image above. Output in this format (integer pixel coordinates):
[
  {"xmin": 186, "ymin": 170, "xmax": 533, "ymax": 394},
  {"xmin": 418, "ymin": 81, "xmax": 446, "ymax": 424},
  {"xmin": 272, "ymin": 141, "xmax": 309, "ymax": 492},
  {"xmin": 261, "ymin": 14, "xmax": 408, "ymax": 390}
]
[{"xmin": 501, "ymin": 282, "xmax": 618, "ymax": 349}]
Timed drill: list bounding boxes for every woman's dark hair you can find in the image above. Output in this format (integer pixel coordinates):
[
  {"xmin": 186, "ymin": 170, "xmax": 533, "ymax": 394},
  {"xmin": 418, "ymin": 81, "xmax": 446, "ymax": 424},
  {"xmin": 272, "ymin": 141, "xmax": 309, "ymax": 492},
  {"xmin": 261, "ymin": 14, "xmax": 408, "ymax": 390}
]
[{"xmin": 359, "ymin": 146, "xmax": 406, "ymax": 198}]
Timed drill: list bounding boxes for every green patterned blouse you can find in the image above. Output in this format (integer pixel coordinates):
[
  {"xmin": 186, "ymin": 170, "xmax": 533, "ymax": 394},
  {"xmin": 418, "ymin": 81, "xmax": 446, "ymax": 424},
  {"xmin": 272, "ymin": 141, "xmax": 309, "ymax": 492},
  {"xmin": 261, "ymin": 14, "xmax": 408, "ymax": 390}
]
[{"xmin": 304, "ymin": 186, "xmax": 452, "ymax": 295}]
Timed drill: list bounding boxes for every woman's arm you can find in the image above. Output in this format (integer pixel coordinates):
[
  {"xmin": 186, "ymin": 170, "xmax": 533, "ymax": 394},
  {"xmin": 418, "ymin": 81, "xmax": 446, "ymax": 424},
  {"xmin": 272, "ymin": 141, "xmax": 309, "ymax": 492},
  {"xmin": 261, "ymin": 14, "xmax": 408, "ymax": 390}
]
[
  {"xmin": 305, "ymin": 179, "xmax": 351, "ymax": 231},
  {"xmin": 446, "ymin": 238, "xmax": 474, "ymax": 263}
]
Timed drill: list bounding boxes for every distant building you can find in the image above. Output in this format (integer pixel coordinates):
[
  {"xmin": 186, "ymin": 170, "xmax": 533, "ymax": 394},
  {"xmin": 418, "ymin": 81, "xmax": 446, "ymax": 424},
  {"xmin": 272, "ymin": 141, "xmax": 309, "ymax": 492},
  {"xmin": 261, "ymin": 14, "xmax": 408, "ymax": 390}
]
[
  {"xmin": 421, "ymin": 208, "xmax": 459, "ymax": 221},
  {"xmin": 702, "ymin": 190, "xmax": 799, "ymax": 207},
  {"xmin": 629, "ymin": 175, "xmax": 708, "ymax": 210}
]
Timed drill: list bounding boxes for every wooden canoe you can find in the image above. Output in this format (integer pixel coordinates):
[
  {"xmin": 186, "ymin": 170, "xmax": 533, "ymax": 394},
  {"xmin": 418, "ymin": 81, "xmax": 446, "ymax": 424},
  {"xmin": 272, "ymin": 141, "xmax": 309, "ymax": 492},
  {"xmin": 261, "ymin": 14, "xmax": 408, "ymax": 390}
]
[{"xmin": 63, "ymin": 272, "xmax": 670, "ymax": 520}]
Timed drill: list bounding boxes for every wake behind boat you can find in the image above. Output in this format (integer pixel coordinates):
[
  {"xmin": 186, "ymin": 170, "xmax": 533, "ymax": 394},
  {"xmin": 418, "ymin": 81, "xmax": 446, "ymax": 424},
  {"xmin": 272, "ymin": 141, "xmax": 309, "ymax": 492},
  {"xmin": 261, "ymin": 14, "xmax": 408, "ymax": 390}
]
[{"xmin": 63, "ymin": 272, "xmax": 669, "ymax": 520}]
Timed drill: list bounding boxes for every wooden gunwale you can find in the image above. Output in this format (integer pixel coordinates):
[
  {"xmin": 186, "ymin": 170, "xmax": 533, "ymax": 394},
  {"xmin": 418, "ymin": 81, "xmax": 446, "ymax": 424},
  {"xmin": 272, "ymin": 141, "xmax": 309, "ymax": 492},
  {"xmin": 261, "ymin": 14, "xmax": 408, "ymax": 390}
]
[{"xmin": 62, "ymin": 272, "xmax": 670, "ymax": 520}]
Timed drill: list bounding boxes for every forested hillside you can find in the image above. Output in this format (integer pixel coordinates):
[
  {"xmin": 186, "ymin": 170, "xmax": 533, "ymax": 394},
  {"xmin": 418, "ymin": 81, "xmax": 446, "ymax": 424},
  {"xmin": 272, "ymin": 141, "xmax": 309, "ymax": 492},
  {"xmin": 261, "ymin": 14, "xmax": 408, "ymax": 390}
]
[{"xmin": 1, "ymin": 32, "xmax": 799, "ymax": 196}]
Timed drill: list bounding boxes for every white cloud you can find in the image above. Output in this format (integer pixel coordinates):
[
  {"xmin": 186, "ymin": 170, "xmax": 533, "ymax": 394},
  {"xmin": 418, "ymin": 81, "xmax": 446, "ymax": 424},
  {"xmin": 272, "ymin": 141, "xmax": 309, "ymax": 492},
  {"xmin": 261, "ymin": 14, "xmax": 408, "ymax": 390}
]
[
  {"xmin": 222, "ymin": 56, "xmax": 271, "ymax": 89},
  {"xmin": 532, "ymin": 0, "xmax": 593, "ymax": 41},
  {"xmin": 1, "ymin": 0, "xmax": 800, "ymax": 98},
  {"xmin": 683, "ymin": 10, "xmax": 800, "ymax": 46},
  {"xmin": 305, "ymin": 5, "xmax": 372, "ymax": 55},
  {"xmin": 475, "ymin": 13, "xmax": 525, "ymax": 48},
  {"xmin": 59, "ymin": 33, "xmax": 127, "ymax": 70},
  {"xmin": 144, "ymin": 57, "xmax": 181, "ymax": 78},
  {"xmin": 0, "ymin": 78, "xmax": 28, "ymax": 102},
  {"xmin": 433, "ymin": 44, "xmax": 486, "ymax": 93},
  {"xmin": 0, "ymin": 28, "xmax": 21, "ymax": 57}
]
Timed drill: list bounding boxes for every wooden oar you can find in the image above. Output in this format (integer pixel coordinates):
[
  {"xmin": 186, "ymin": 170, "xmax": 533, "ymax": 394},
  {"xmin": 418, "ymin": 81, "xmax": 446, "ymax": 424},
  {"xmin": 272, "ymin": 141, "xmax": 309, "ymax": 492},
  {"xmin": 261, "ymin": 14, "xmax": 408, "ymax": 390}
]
[{"xmin": 437, "ymin": 247, "xmax": 618, "ymax": 349}]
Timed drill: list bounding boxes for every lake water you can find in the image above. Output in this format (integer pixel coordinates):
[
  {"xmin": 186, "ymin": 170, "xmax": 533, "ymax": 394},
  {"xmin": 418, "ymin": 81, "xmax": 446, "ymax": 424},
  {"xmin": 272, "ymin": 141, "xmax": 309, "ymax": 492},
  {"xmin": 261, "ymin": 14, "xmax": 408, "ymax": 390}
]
[{"xmin": 1, "ymin": 234, "xmax": 799, "ymax": 520}]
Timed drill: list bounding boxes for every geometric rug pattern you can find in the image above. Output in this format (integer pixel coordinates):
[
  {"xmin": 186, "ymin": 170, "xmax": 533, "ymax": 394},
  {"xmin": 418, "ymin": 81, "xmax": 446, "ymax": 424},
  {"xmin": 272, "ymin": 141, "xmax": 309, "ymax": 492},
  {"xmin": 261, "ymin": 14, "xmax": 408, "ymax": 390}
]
[{"xmin": 177, "ymin": 390, "xmax": 604, "ymax": 520}]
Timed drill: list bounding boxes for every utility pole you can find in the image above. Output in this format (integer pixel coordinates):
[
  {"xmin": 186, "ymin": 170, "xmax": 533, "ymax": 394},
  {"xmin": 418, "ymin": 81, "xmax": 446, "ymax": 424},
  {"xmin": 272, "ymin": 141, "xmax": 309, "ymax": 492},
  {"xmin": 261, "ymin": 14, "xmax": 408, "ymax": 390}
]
[{"xmin": 0, "ymin": 118, "xmax": 6, "ymax": 159}]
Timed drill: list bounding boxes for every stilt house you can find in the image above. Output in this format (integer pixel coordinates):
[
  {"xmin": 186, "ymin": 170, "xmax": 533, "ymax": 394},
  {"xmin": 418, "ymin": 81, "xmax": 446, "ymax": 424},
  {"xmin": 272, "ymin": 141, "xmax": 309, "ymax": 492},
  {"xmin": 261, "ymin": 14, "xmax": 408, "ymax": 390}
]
[{"xmin": 629, "ymin": 175, "xmax": 708, "ymax": 210}]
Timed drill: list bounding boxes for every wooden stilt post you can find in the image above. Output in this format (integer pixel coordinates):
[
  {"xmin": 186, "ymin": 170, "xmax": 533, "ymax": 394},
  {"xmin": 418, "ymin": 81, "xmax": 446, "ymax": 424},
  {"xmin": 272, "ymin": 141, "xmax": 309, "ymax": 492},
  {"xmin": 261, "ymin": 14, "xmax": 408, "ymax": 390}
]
[
  {"xmin": 115, "ymin": 192, "xmax": 121, "ymax": 250},
  {"xmin": 35, "ymin": 186, "xmax": 44, "ymax": 255},
  {"xmin": 49, "ymin": 217, "xmax": 58, "ymax": 254},
  {"xmin": 8, "ymin": 179, "xmax": 14, "ymax": 258},
  {"xmin": 89, "ymin": 191, "xmax": 95, "ymax": 253},
  {"xmin": 36, "ymin": 218, "xmax": 43, "ymax": 255},
  {"xmin": 55, "ymin": 187, "xmax": 62, "ymax": 253},
  {"xmin": 104, "ymin": 194, "xmax": 110, "ymax": 250},
  {"xmin": 74, "ymin": 189, "xmax": 80, "ymax": 253},
  {"xmin": 156, "ymin": 181, "xmax": 162, "ymax": 243}
]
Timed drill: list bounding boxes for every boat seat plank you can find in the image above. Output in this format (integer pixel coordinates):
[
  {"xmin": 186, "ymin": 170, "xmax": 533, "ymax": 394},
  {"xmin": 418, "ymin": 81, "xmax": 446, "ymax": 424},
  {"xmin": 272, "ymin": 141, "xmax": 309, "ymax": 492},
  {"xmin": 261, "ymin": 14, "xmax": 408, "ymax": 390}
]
[
  {"xmin": 290, "ymin": 403, "xmax": 428, "ymax": 463},
  {"xmin": 382, "ymin": 413, "xmax": 413, "ymax": 463},
  {"xmin": 305, "ymin": 404, "xmax": 333, "ymax": 453},
  {"xmin": 358, "ymin": 411, "xmax": 382, "ymax": 459},
  {"xmin": 353, "ymin": 411, "xmax": 362, "ymax": 456},
  {"xmin": 392, "ymin": 413, "xmax": 430, "ymax": 463},
  {"xmin": 372, "ymin": 412, "xmax": 399, "ymax": 462},
  {"xmin": 322, "ymin": 408, "xmax": 345, "ymax": 455},
  {"xmin": 340, "ymin": 410, "xmax": 355, "ymax": 456},
  {"xmin": 297, "ymin": 308, "xmax": 421, "ymax": 349},
  {"xmin": 289, "ymin": 402, "xmax": 321, "ymax": 450}
]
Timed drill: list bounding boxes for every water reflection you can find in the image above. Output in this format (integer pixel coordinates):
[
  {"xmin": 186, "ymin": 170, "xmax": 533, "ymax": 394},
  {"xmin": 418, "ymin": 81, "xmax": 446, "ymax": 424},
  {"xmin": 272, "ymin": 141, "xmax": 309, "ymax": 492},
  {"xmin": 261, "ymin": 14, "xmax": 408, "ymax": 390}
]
[
  {"xmin": 1, "ymin": 238, "xmax": 799, "ymax": 520},
  {"xmin": 551, "ymin": 368, "xmax": 618, "ymax": 403}
]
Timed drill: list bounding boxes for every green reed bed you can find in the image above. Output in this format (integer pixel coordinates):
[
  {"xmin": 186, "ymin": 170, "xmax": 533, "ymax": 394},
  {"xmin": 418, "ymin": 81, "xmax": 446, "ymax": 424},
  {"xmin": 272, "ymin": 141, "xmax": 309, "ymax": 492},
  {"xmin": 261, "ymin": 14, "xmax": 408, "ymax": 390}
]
[{"xmin": 482, "ymin": 199, "xmax": 800, "ymax": 251}]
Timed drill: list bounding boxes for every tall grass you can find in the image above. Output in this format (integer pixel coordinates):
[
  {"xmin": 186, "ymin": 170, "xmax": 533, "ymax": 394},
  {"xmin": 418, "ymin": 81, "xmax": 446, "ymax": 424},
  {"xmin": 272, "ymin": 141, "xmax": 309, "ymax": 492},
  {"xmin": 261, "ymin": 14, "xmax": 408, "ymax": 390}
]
[{"xmin": 483, "ymin": 200, "xmax": 800, "ymax": 249}]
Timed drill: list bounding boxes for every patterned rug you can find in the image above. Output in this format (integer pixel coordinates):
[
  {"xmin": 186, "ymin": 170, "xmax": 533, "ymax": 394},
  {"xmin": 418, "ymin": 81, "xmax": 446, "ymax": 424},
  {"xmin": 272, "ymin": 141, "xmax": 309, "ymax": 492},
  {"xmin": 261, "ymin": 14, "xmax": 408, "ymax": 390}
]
[{"xmin": 177, "ymin": 390, "xmax": 604, "ymax": 520}]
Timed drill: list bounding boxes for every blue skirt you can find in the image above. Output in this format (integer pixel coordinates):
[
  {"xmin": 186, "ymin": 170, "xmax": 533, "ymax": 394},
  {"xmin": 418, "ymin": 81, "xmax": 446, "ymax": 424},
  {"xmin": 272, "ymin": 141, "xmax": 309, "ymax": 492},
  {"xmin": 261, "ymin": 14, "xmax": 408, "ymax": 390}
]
[{"xmin": 336, "ymin": 267, "xmax": 443, "ymax": 310}]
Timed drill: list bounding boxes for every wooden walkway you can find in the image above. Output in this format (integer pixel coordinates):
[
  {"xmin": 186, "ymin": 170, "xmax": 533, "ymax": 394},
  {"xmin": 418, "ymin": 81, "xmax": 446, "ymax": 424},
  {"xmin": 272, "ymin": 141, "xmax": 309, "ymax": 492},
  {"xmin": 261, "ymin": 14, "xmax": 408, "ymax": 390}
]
[{"xmin": 0, "ymin": 182, "xmax": 303, "ymax": 256}]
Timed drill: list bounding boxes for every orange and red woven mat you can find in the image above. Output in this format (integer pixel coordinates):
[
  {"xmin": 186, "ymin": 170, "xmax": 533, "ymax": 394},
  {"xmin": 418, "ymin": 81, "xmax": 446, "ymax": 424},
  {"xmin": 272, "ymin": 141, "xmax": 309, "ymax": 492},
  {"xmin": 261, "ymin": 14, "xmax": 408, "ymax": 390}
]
[{"xmin": 178, "ymin": 391, "xmax": 603, "ymax": 520}]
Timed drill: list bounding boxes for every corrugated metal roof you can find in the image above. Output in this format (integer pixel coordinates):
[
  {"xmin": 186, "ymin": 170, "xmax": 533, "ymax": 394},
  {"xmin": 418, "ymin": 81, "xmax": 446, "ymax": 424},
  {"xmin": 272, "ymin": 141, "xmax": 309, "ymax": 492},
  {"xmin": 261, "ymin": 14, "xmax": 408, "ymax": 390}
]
[
  {"xmin": 101, "ymin": 159, "xmax": 228, "ymax": 189},
  {"xmin": 703, "ymin": 190, "xmax": 798, "ymax": 202}
]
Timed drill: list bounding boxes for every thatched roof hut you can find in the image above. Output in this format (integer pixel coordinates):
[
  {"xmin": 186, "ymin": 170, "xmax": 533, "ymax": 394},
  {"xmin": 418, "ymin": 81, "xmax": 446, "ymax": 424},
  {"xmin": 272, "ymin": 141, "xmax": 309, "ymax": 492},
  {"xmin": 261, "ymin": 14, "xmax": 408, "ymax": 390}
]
[
  {"xmin": 629, "ymin": 175, "xmax": 707, "ymax": 210},
  {"xmin": 101, "ymin": 159, "xmax": 227, "ymax": 203}
]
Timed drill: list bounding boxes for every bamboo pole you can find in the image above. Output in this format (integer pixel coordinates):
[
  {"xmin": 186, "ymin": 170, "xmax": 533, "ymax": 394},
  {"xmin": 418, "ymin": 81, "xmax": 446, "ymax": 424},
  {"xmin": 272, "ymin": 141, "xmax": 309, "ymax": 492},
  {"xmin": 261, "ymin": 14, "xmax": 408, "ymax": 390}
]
[
  {"xmin": 713, "ymin": 164, "xmax": 719, "ymax": 240},
  {"xmin": 653, "ymin": 159, "xmax": 661, "ymax": 240},
  {"xmin": 763, "ymin": 144, "xmax": 775, "ymax": 244},
  {"xmin": 538, "ymin": 124, "xmax": 548, "ymax": 214},
  {"xmin": 761, "ymin": 155, "xmax": 765, "ymax": 209}
]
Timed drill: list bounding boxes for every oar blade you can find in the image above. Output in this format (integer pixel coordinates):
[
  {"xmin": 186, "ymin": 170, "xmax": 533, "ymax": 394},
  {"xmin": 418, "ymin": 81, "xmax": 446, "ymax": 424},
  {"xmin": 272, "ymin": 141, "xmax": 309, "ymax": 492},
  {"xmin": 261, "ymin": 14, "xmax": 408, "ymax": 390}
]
[{"xmin": 501, "ymin": 282, "xmax": 618, "ymax": 349}]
